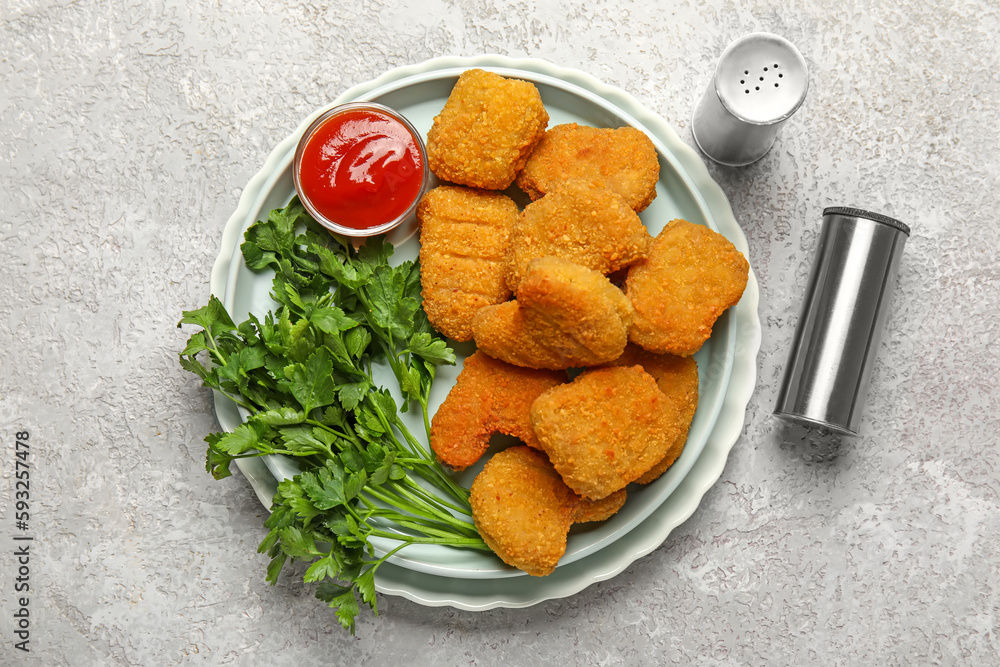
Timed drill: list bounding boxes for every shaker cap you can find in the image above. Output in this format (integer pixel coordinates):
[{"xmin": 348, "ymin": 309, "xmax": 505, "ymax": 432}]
[
  {"xmin": 716, "ymin": 33, "xmax": 809, "ymax": 125},
  {"xmin": 823, "ymin": 206, "xmax": 911, "ymax": 236}
]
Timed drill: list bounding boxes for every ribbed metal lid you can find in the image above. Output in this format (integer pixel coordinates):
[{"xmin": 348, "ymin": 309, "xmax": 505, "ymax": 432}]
[{"xmin": 823, "ymin": 206, "xmax": 911, "ymax": 236}]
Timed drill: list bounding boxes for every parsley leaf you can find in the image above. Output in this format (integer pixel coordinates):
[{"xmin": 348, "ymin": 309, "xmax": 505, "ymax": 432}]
[{"xmin": 179, "ymin": 197, "xmax": 488, "ymax": 634}]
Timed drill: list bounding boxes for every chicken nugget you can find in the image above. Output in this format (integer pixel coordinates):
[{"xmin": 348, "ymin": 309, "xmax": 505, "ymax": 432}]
[
  {"xmin": 516, "ymin": 257, "xmax": 634, "ymax": 363},
  {"xmin": 530, "ymin": 365, "xmax": 682, "ymax": 500},
  {"xmin": 473, "ymin": 257, "xmax": 634, "ymax": 369},
  {"xmin": 573, "ymin": 488, "xmax": 627, "ymax": 523},
  {"xmin": 430, "ymin": 351, "xmax": 566, "ymax": 470},
  {"xmin": 516, "ymin": 123, "xmax": 660, "ymax": 211},
  {"xmin": 626, "ymin": 219, "xmax": 749, "ymax": 356},
  {"xmin": 505, "ymin": 179, "xmax": 651, "ymax": 291},
  {"xmin": 469, "ymin": 446, "xmax": 624, "ymax": 576},
  {"xmin": 426, "ymin": 69, "xmax": 549, "ymax": 190},
  {"xmin": 603, "ymin": 344, "xmax": 699, "ymax": 484},
  {"xmin": 471, "ymin": 301, "xmax": 570, "ymax": 370},
  {"xmin": 417, "ymin": 186, "xmax": 518, "ymax": 341}
]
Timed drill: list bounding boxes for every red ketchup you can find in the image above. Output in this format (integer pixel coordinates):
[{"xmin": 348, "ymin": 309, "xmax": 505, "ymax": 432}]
[{"xmin": 295, "ymin": 105, "xmax": 426, "ymax": 234}]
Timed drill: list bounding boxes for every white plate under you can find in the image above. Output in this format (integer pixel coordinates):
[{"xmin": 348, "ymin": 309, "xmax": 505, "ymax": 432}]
[{"xmin": 209, "ymin": 55, "xmax": 761, "ymax": 603}]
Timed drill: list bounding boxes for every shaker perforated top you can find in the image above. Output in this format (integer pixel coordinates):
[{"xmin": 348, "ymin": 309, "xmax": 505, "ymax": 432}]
[{"xmin": 715, "ymin": 33, "xmax": 808, "ymax": 125}]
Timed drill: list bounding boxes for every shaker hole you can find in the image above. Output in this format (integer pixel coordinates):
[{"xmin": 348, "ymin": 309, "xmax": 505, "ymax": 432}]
[
  {"xmin": 774, "ymin": 83, "xmax": 779, "ymax": 87},
  {"xmin": 764, "ymin": 67, "xmax": 769, "ymax": 71},
  {"xmin": 755, "ymin": 86, "xmax": 760, "ymax": 91},
  {"xmin": 779, "ymin": 73, "xmax": 784, "ymax": 78}
]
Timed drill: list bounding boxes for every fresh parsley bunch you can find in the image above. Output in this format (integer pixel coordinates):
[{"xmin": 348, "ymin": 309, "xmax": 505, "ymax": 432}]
[{"xmin": 178, "ymin": 198, "xmax": 488, "ymax": 632}]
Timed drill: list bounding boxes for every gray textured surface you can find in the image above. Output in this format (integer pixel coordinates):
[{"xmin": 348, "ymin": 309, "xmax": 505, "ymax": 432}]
[{"xmin": 2, "ymin": 0, "xmax": 999, "ymax": 664}]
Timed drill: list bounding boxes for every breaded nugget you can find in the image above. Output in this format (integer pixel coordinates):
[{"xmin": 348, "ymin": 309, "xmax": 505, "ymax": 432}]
[
  {"xmin": 515, "ymin": 257, "xmax": 635, "ymax": 360},
  {"xmin": 471, "ymin": 301, "xmax": 570, "ymax": 370},
  {"xmin": 473, "ymin": 257, "xmax": 634, "ymax": 369},
  {"xmin": 505, "ymin": 179, "xmax": 651, "ymax": 291},
  {"xmin": 603, "ymin": 344, "xmax": 699, "ymax": 484},
  {"xmin": 469, "ymin": 446, "xmax": 625, "ymax": 576},
  {"xmin": 426, "ymin": 69, "xmax": 549, "ymax": 190},
  {"xmin": 430, "ymin": 351, "xmax": 566, "ymax": 470},
  {"xmin": 626, "ymin": 219, "xmax": 749, "ymax": 356},
  {"xmin": 530, "ymin": 365, "xmax": 682, "ymax": 500},
  {"xmin": 417, "ymin": 186, "xmax": 518, "ymax": 341},
  {"xmin": 573, "ymin": 488, "xmax": 627, "ymax": 523},
  {"xmin": 516, "ymin": 123, "xmax": 660, "ymax": 211},
  {"xmin": 470, "ymin": 446, "xmax": 576, "ymax": 576}
]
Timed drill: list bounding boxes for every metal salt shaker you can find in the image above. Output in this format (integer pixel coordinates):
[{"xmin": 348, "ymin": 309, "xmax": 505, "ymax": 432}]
[
  {"xmin": 692, "ymin": 33, "xmax": 809, "ymax": 166},
  {"xmin": 774, "ymin": 207, "xmax": 911, "ymax": 436}
]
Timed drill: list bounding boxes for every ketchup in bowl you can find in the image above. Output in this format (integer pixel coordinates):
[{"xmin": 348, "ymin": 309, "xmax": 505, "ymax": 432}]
[{"xmin": 293, "ymin": 103, "xmax": 428, "ymax": 237}]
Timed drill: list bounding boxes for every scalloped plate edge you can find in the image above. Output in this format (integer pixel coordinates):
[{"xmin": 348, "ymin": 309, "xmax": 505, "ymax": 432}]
[{"xmin": 210, "ymin": 55, "xmax": 761, "ymax": 608}]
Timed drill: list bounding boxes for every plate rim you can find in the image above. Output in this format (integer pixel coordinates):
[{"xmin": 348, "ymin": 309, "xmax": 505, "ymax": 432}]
[
  {"xmin": 210, "ymin": 54, "xmax": 760, "ymax": 607},
  {"xmin": 227, "ymin": 60, "xmax": 737, "ymax": 576}
]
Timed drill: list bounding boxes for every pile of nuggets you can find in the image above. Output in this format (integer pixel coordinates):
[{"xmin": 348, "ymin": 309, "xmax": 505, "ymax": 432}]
[{"xmin": 417, "ymin": 69, "xmax": 750, "ymax": 576}]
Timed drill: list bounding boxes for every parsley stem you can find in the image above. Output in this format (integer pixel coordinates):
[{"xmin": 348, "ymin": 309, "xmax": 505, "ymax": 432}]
[
  {"xmin": 367, "ymin": 530, "xmax": 491, "ymax": 550},
  {"xmin": 360, "ymin": 485, "xmax": 480, "ymax": 536},
  {"xmin": 374, "ymin": 403, "xmax": 469, "ymax": 508},
  {"xmin": 394, "ymin": 474, "xmax": 471, "ymax": 516},
  {"xmin": 399, "ymin": 435, "xmax": 470, "ymax": 506},
  {"xmin": 213, "ymin": 386, "xmax": 257, "ymax": 414},
  {"xmin": 305, "ymin": 419, "xmax": 363, "ymax": 450}
]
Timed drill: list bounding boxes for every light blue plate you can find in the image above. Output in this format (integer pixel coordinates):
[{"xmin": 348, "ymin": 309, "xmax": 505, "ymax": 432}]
[{"xmin": 210, "ymin": 55, "xmax": 761, "ymax": 604}]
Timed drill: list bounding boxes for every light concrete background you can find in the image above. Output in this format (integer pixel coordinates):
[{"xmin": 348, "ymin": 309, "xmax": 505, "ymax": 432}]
[{"xmin": 2, "ymin": 0, "xmax": 999, "ymax": 664}]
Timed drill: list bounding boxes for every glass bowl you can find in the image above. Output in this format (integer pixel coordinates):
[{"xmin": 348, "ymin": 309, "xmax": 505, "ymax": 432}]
[{"xmin": 292, "ymin": 102, "xmax": 429, "ymax": 237}]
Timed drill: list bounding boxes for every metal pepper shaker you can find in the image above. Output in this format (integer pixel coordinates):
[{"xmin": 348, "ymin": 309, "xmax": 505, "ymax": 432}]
[
  {"xmin": 774, "ymin": 207, "xmax": 911, "ymax": 436},
  {"xmin": 692, "ymin": 32, "xmax": 809, "ymax": 166}
]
